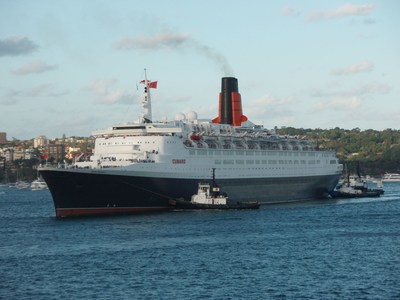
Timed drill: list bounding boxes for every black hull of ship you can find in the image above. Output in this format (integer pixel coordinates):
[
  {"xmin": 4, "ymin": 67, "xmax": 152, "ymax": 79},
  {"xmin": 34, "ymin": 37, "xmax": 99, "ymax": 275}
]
[{"xmin": 40, "ymin": 169, "xmax": 339, "ymax": 218}]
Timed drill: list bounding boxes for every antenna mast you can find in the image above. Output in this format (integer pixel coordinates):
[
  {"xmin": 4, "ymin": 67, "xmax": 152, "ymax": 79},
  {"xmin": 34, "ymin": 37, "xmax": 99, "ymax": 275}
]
[{"xmin": 141, "ymin": 68, "xmax": 152, "ymax": 123}]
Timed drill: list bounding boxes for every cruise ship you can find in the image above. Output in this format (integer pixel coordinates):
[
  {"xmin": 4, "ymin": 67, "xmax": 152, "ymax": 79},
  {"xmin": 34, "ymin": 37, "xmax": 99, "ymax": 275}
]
[{"xmin": 40, "ymin": 71, "xmax": 343, "ymax": 217}]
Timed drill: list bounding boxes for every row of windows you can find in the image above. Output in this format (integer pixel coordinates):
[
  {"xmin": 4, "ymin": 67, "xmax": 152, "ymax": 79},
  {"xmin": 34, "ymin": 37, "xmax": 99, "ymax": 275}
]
[
  {"xmin": 98, "ymin": 140, "xmax": 179, "ymax": 146},
  {"xmin": 190, "ymin": 149, "xmax": 320, "ymax": 157},
  {"xmin": 99, "ymin": 141, "xmax": 158, "ymax": 146},
  {"xmin": 214, "ymin": 159, "xmax": 321, "ymax": 165}
]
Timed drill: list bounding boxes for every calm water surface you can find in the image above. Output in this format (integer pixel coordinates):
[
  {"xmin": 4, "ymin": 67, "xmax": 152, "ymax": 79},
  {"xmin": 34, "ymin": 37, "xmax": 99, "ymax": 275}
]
[{"xmin": 1, "ymin": 183, "xmax": 400, "ymax": 299}]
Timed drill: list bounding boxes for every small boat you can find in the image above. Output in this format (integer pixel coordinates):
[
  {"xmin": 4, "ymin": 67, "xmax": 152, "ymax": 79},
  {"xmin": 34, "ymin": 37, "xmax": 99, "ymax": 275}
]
[
  {"xmin": 15, "ymin": 181, "xmax": 30, "ymax": 190},
  {"xmin": 30, "ymin": 178, "xmax": 48, "ymax": 191},
  {"xmin": 170, "ymin": 168, "xmax": 260, "ymax": 210},
  {"xmin": 331, "ymin": 175, "xmax": 384, "ymax": 198},
  {"xmin": 382, "ymin": 173, "xmax": 400, "ymax": 182},
  {"xmin": 14, "ymin": 169, "xmax": 30, "ymax": 189}
]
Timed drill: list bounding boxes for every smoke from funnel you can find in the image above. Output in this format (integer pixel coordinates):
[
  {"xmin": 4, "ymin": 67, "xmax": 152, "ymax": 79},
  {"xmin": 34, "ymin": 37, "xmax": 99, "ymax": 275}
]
[
  {"xmin": 189, "ymin": 41, "xmax": 234, "ymax": 77},
  {"xmin": 113, "ymin": 32, "xmax": 234, "ymax": 77}
]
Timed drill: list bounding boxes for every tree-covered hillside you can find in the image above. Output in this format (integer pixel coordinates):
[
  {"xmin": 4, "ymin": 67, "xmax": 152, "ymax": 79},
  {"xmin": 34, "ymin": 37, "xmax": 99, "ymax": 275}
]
[{"xmin": 275, "ymin": 127, "xmax": 400, "ymax": 176}]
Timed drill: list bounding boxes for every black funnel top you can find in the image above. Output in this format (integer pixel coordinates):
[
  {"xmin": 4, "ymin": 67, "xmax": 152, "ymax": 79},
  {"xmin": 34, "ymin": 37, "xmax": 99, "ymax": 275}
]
[{"xmin": 220, "ymin": 77, "xmax": 238, "ymax": 124}]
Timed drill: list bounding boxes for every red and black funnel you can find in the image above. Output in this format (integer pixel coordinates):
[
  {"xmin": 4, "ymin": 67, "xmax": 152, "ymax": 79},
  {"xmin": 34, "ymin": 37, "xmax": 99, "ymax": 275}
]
[{"xmin": 212, "ymin": 77, "xmax": 247, "ymax": 126}]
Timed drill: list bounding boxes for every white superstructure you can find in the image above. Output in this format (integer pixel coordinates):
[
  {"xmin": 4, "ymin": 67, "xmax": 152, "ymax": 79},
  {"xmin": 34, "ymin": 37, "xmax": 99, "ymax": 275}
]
[
  {"xmin": 74, "ymin": 118, "xmax": 342, "ymax": 180},
  {"xmin": 72, "ymin": 70, "xmax": 342, "ymax": 180}
]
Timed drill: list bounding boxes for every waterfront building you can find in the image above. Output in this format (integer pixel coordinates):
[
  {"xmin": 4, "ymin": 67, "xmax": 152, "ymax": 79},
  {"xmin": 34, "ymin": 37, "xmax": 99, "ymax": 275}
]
[
  {"xmin": 0, "ymin": 132, "xmax": 6, "ymax": 143},
  {"xmin": 45, "ymin": 144, "xmax": 65, "ymax": 162},
  {"xmin": 34, "ymin": 136, "xmax": 47, "ymax": 148}
]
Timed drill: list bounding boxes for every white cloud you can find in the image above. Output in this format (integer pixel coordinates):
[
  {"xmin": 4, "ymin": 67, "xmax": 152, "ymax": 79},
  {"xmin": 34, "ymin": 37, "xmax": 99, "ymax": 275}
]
[
  {"xmin": 0, "ymin": 36, "xmax": 39, "ymax": 56},
  {"xmin": 86, "ymin": 79, "xmax": 117, "ymax": 95},
  {"xmin": 97, "ymin": 90, "xmax": 135, "ymax": 105},
  {"xmin": 12, "ymin": 60, "xmax": 58, "ymax": 75},
  {"xmin": 113, "ymin": 32, "xmax": 190, "ymax": 50},
  {"xmin": 311, "ymin": 81, "xmax": 390, "ymax": 98},
  {"xmin": 313, "ymin": 96, "xmax": 362, "ymax": 112},
  {"xmin": 253, "ymin": 94, "xmax": 294, "ymax": 107},
  {"xmin": 361, "ymin": 82, "xmax": 390, "ymax": 94},
  {"xmin": 245, "ymin": 95, "xmax": 298, "ymax": 127},
  {"xmin": 2, "ymin": 84, "xmax": 70, "ymax": 105},
  {"xmin": 331, "ymin": 61, "xmax": 374, "ymax": 76},
  {"xmin": 85, "ymin": 79, "xmax": 135, "ymax": 105},
  {"xmin": 246, "ymin": 94, "xmax": 295, "ymax": 120},
  {"xmin": 308, "ymin": 3, "xmax": 375, "ymax": 21}
]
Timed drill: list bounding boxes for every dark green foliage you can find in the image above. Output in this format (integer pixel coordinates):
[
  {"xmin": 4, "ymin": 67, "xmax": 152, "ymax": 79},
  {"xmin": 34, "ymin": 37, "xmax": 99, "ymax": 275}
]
[{"xmin": 276, "ymin": 127, "xmax": 400, "ymax": 175}]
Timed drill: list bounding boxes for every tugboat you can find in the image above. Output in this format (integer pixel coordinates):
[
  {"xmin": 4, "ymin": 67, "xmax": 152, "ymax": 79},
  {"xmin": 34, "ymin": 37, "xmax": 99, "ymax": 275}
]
[
  {"xmin": 170, "ymin": 168, "xmax": 260, "ymax": 209},
  {"xmin": 331, "ymin": 175, "xmax": 384, "ymax": 198}
]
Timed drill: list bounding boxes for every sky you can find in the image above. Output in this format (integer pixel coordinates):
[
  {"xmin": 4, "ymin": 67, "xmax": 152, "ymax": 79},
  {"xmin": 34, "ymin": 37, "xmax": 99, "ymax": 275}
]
[{"xmin": 1, "ymin": 0, "xmax": 399, "ymax": 140}]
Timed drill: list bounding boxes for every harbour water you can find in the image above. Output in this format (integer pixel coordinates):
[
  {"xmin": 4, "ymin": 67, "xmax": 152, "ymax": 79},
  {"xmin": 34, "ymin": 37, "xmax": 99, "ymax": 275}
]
[{"xmin": 1, "ymin": 183, "xmax": 399, "ymax": 299}]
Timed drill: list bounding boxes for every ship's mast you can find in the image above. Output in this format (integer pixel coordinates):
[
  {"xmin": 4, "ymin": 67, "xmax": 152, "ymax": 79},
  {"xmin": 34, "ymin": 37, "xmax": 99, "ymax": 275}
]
[{"xmin": 141, "ymin": 68, "xmax": 152, "ymax": 123}]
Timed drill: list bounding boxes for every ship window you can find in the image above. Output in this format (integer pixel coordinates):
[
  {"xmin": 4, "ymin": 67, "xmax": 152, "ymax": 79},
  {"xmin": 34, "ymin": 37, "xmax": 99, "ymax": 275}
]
[
  {"xmin": 262, "ymin": 160, "xmax": 267, "ymax": 164},
  {"xmin": 223, "ymin": 160, "xmax": 234, "ymax": 165},
  {"xmin": 330, "ymin": 160, "xmax": 337, "ymax": 164},
  {"xmin": 236, "ymin": 151, "xmax": 244, "ymax": 155},
  {"xmin": 189, "ymin": 150, "xmax": 195, "ymax": 155},
  {"xmin": 301, "ymin": 160, "xmax": 306, "ymax": 164},
  {"xmin": 255, "ymin": 160, "xmax": 260, "ymax": 164},
  {"xmin": 197, "ymin": 150, "xmax": 207, "ymax": 155},
  {"xmin": 246, "ymin": 160, "xmax": 254, "ymax": 164},
  {"xmin": 236, "ymin": 160, "xmax": 244, "ymax": 164},
  {"xmin": 246, "ymin": 151, "xmax": 253, "ymax": 156},
  {"xmin": 215, "ymin": 160, "xmax": 221, "ymax": 164}
]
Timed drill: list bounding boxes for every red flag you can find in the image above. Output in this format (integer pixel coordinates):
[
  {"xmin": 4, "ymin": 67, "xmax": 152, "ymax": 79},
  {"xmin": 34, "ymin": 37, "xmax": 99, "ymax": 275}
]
[
  {"xmin": 43, "ymin": 154, "xmax": 48, "ymax": 160},
  {"xmin": 140, "ymin": 80, "xmax": 158, "ymax": 89},
  {"xmin": 148, "ymin": 81, "xmax": 157, "ymax": 89}
]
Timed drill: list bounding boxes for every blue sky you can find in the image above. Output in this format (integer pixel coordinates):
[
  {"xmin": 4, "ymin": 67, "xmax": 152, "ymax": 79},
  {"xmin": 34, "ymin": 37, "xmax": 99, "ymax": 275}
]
[{"xmin": 1, "ymin": 0, "xmax": 399, "ymax": 140}]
